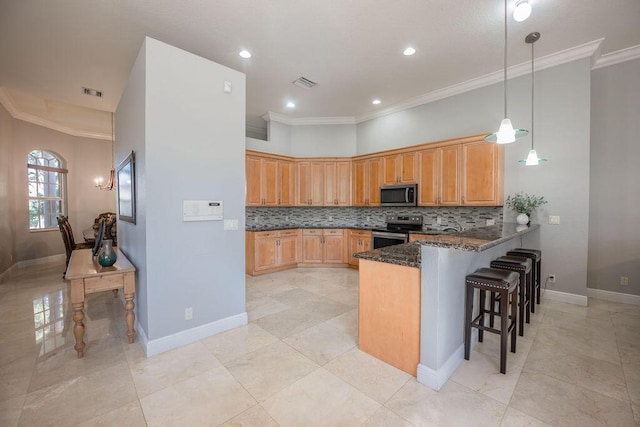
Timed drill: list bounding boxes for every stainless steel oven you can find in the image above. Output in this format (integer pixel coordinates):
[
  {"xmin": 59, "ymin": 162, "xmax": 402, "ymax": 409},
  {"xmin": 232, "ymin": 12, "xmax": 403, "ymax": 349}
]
[{"xmin": 371, "ymin": 215, "xmax": 423, "ymax": 249}]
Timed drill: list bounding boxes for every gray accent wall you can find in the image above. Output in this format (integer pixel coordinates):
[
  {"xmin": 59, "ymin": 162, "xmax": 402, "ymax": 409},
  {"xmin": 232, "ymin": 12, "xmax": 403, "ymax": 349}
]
[
  {"xmin": 290, "ymin": 124, "xmax": 356, "ymax": 157},
  {"xmin": 0, "ymin": 105, "xmax": 15, "ymax": 276},
  {"xmin": 589, "ymin": 58, "xmax": 640, "ymax": 296},
  {"xmin": 356, "ymin": 58, "xmax": 592, "ymax": 297},
  {"xmin": 117, "ymin": 37, "xmax": 246, "ymax": 343}
]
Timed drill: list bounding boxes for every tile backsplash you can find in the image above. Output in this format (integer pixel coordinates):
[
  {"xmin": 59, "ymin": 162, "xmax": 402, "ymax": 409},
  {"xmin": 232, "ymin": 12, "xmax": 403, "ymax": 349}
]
[{"xmin": 246, "ymin": 206, "xmax": 503, "ymax": 230}]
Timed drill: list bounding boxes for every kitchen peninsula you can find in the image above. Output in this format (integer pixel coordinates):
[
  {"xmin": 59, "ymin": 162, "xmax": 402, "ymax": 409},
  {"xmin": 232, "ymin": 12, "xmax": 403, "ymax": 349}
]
[{"xmin": 355, "ymin": 223, "xmax": 540, "ymax": 390}]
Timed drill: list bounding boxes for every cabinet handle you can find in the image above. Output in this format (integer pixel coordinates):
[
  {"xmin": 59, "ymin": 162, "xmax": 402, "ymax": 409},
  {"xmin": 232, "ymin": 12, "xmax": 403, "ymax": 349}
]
[
  {"xmin": 462, "ymin": 196, "xmax": 465, "ymax": 204},
  {"xmin": 278, "ymin": 198, "xmax": 281, "ymax": 205}
]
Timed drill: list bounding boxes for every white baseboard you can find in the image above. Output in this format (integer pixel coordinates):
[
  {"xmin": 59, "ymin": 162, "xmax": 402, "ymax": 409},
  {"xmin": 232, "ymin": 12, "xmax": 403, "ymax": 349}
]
[
  {"xmin": 417, "ymin": 343, "xmax": 466, "ymax": 391},
  {"xmin": 135, "ymin": 319, "xmax": 149, "ymax": 352},
  {"xmin": 587, "ymin": 288, "xmax": 640, "ymax": 306},
  {"xmin": 542, "ymin": 289, "xmax": 588, "ymax": 306},
  {"xmin": 16, "ymin": 254, "xmax": 65, "ymax": 268},
  {"xmin": 145, "ymin": 312, "xmax": 248, "ymax": 357}
]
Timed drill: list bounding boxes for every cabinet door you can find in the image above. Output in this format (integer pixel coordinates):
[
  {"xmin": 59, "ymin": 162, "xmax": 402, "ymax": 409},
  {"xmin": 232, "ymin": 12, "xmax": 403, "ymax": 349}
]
[
  {"xmin": 302, "ymin": 235, "xmax": 323, "ymax": 263},
  {"xmin": 278, "ymin": 236, "xmax": 298, "ymax": 266},
  {"xmin": 418, "ymin": 149, "xmax": 438, "ymax": 206},
  {"xmin": 439, "ymin": 145, "xmax": 461, "ymax": 205},
  {"xmin": 310, "ymin": 162, "xmax": 325, "ymax": 205},
  {"xmin": 324, "ymin": 162, "xmax": 337, "ymax": 206},
  {"xmin": 352, "ymin": 160, "xmax": 367, "ymax": 206},
  {"xmin": 278, "ymin": 160, "xmax": 295, "ymax": 206},
  {"xmin": 263, "ymin": 158, "xmax": 279, "ymax": 206},
  {"xmin": 323, "ymin": 235, "xmax": 345, "ymax": 264},
  {"xmin": 361, "ymin": 236, "xmax": 372, "ymax": 253},
  {"xmin": 400, "ymin": 152, "xmax": 418, "ymax": 183},
  {"xmin": 246, "ymin": 155, "xmax": 263, "ymax": 206},
  {"xmin": 255, "ymin": 238, "xmax": 278, "ymax": 271},
  {"xmin": 297, "ymin": 162, "xmax": 311, "ymax": 206},
  {"xmin": 462, "ymin": 141, "xmax": 502, "ymax": 205},
  {"xmin": 383, "ymin": 155, "xmax": 399, "ymax": 184},
  {"xmin": 368, "ymin": 158, "xmax": 382, "ymax": 205},
  {"xmin": 348, "ymin": 235, "xmax": 360, "ymax": 266},
  {"xmin": 336, "ymin": 161, "xmax": 351, "ymax": 206}
]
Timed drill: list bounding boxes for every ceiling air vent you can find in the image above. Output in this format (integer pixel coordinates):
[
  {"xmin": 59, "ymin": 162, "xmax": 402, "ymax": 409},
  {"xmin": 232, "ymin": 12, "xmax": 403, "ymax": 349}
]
[
  {"xmin": 82, "ymin": 87, "xmax": 103, "ymax": 97},
  {"xmin": 292, "ymin": 77, "xmax": 317, "ymax": 89}
]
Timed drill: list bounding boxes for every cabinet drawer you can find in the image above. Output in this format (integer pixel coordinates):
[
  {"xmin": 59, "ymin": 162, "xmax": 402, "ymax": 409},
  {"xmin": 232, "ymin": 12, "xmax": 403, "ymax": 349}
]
[
  {"xmin": 350, "ymin": 230, "xmax": 371, "ymax": 238},
  {"xmin": 254, "ymin": 231, "xmax": 277, "ymax": 239},
  {"xmin": 323, "ymin": 229, "xmax": 343, "ymax": 236},
  {"xmin": 303, "ymin": 229, "xmax": 323, "ymax": 236},
  {"xmin": 277, "ymin": 229, "xmax": 299, "ymax": 237},
  {"xmin": 84, "ymin": 274, "xmax": 124, "ymax": 294}
]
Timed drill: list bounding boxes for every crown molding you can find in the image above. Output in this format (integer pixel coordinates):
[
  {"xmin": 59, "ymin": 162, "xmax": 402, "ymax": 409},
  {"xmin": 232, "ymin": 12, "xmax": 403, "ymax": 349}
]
[
  {"xmin": 592, "ymin": 44, "xmax": 640, "ymax": 70},
  {"xmin": 0, "ymin": 88, "xmax": 110, "ymax": 140},
  {"xmin": 262, "ymin": 111, "xmax": 356, "ymax": 126}
]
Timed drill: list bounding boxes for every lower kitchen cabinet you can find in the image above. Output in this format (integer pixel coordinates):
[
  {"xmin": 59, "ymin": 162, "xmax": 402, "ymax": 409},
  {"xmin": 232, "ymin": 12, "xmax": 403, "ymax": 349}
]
[
  {"xmin": 300, "ymin": 229, "xmax": 347, "ymax": 266},
  {"xmin": 246, "ymin": 229, "xmax": 301, "ymax": 275},
  {"xmin": 348, "ymin": 230, "xmax": 372, "ymax": 268}
]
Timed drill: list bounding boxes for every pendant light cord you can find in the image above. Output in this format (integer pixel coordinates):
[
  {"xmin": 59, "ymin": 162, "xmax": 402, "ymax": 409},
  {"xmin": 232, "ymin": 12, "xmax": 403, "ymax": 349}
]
[
  {"xmin": 530, "ymin": 40, "xmax": 534, "ymax": 150},
  {"xmin": 503, "ymin": 0, "xmax": 508, "ymax": 118},
  {"xmin": 111, "ymin": 112, "xmax": 115, "ymax": 168}
]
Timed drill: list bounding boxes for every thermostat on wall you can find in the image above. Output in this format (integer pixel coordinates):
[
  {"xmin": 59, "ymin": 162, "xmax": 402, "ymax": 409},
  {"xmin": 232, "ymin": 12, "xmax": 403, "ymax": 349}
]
[{"xmin": 183, "ymin": 200, "xmax": 223, "ymax": 221}]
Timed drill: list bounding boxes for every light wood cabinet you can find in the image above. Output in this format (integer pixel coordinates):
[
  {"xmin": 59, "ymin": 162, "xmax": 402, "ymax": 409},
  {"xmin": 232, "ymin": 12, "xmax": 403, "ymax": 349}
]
[
  {"xmin": 297, "ymin": 161, "xmax": 325, "ymax": 206},
  {"xmin": 383, "ymin": 152, "xmax": 418, "ymax": 185},
  {"xmin": 246, "ymin": 153, "xmax": 295, "ymax": 206},
  {"xmin": 352, "ymin": 158, "xmax": 382, "ymax": 206},
  {"xmin": 417, "ymin": 144, "xmax": 462, "ymax": 206},
  {"xmin": 462, "ymin": 141, "xmax": 503, "ymax": 206},
  {"xmin": 246, "ymin": 229, "xmax": 301, "ymax": 275},
  {"xmin": 301, "ymin": 229, "xmax": 347, "ymax": 265},
  {"xmin": 348, "ymin": 230, "xmax": 372, "ymax": 268},
  {"xmin": 324, "ymin": 161, "xmax": 351, "ymax": 206}
]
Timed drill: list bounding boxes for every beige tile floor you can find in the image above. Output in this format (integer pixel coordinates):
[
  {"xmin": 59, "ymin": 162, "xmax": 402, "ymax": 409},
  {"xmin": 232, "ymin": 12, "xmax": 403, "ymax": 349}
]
[{"xmin": 1, "ymin": 260, "xmax": 639, "ymax": 426}]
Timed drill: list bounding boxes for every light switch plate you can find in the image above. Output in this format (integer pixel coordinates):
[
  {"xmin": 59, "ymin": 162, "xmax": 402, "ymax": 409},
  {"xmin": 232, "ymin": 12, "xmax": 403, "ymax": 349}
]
[
  {"xmin": 549, "ymin": 215, "xmax": 560, "ymax": 225},
  {"xmin": 224, "ymin": 81, "xmax": 232, "ymax": 93}
]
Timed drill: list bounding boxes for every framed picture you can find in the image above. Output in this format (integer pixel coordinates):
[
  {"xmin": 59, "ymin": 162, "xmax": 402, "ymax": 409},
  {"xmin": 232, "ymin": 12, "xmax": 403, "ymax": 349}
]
[{"xmin": 117, "ymin": 151, "xmax": 136, "ymax": 224}]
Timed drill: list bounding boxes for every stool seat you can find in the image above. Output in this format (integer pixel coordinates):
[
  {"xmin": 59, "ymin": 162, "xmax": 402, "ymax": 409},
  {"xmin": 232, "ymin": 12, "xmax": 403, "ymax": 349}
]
[
  {"xmin": 465, "ymin": 268, "xmax": 519, "ymax": 374},
  {"xmin": 507, "ymin": 248, "xmax": 543, "ymax": 311},
  {"xmin": 491, "ymin": 256, "xmax": 532, "ymax": 272},
  {"xmin": 491, "ymin": 256, "xmax": 533, "ymax": 336},
  {"xmin": 511, "ymin": 248, "xmax": 541, "ymax": 261}
]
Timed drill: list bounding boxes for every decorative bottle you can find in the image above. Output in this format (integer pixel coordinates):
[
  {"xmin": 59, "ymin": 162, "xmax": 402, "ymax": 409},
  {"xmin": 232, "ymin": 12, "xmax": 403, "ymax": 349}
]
[{"xmin": 98, "ymin": 239, "xmax": 117, "ymax": 267}]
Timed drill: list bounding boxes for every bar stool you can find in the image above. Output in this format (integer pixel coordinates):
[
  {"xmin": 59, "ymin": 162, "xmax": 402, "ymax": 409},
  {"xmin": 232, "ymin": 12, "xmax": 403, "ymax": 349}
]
[
  {"xmin": 490, "ymin": 256, "xmax": 532, "ymax": 337},
  {"xmin": 507, "ymin": 248, "xmax": 542, "ymax": 312},
  {"xmin": 465, "ymin": 268, "xmax": 519, "ymax": 374}
]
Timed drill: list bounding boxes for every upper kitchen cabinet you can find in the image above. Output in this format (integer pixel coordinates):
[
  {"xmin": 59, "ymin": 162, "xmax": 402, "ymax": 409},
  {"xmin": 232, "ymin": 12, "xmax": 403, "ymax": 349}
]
[
  {"xmin": 461, "ymin": 140, "xmax": 503, "ymax": 206},
  {"xmin": 383, "ymin": 152, "xmax": 418, "ymax": 185},
  {"xmin": 417, "ymin": 145, "xmax": 461, "ymax": 206},
  {"xmin": 352, "ymin": 158, "xmax": 382, "ymax": 206},
  {"xmin": 246, "ymin": 152, "xmax": 296, "ymax": 206},
  {"xmin": 297, "ymin": 161, "xmax": 325, "ymax": 206},
  {"xmin": 324, "ymin": 161, "xmax": 351, "ymax": 206}
]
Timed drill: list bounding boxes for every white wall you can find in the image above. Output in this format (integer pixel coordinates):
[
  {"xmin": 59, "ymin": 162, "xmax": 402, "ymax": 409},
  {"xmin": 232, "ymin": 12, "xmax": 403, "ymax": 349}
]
[
  {"xmin": 588, "ymin": 58, "xmax": 640, "ymax": 296},
  {"xmin": 117, "ymin": 37, "xmax": 247, "ymax": 349},
  {"xmin": 357, "ymin": 58, "xmax": 592, "ymax": 297},
  {"xmin": 6, "ymin": 109, "xmax": 115, "ymax": 262},
  {"xmin": 290, "ymin": 124, "xmax": 356, "ymax": 157},
  {"xmin": 0, "ymin": 105, "xmax": 15, "ymax": 275}
]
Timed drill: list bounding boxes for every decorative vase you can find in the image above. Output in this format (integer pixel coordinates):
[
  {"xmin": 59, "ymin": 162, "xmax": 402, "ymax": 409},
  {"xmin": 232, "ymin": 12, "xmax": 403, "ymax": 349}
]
[
  {"xmin": 516, "ymin": 213, "xmax": 530, "ymax": 225},
  {"xmin": 98, "ymin": 239, "xmax": 117, "ymax": 267}
]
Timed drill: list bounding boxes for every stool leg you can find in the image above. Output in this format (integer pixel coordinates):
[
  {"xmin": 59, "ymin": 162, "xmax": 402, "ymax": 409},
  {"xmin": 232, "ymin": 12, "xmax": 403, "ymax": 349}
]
[
  {"xmin": 530, "ymin": 264, "xmax": 537, "ymax": 313},
  {"xmin": 511, "ymin": 285, "xmax": 518, "ymax": 354},
  {"xmin": 525, "ymin": 270, "xmax": 531, "ymax": 324},
  {"xmin": 518, "ymin": 271, "xmax": 525, "ymax": 337},
  {"xmin": 489, "ymin": 292, "xmax": 495, "ymax": 327},
  {"xmin": 479, "ymin": 289, "xmax": 486, "ymax": 343},
  {"xmin": 464, "ymin": 284, "xmax": 473, "ymax": 360},
  {"xmin": 536, "ymin": 260, "xmax": 542, "ymax": 305},
  {"xmin": 500, "ymin": 288, "xmax": 508, "ymax": 374}
]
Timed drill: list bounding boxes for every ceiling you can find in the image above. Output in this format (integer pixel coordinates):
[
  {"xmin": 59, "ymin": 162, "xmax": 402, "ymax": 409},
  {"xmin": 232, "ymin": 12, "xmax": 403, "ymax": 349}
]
[{"xmin": 1, "ymin": 0, "xmax": 639, "ymax": 134}]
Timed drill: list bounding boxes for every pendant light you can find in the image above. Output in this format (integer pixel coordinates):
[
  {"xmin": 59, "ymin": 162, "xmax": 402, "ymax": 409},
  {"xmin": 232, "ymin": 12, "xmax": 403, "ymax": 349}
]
[
  {"xmin": 519, "ymin": 32, "xmax": 547, "ymax": 165},
  {"xmin": 485, "ymin": 0, "xmax": 528, "ymax": 144},
  {"xmin": 95, "ymin": 112, "xmax": 116, "ymax": 190}
]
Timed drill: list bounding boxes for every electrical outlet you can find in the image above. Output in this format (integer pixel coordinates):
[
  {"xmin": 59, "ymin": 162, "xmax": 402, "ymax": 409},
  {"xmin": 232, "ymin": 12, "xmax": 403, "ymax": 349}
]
[
  {"xmin": 285, "ymin": 216, "xmax": 289, "ymax": 221},
  {"xmin": 366, "ymin": 216, "xmax": 371, "ymax": 222},
  {"xmin": 328, "ymin": 215, "xmax": 333, "ymax": 222},
  {"xmin": 486, "ymin": 219, "xmax": 495, "ymax": 226},
  {"xmin": 185, "ymin": 307, "xmax": 193, "ymax": 320},
  {"xmin": 437, "ymin": 216, "xmax": 442, "ymax": 225},
  {"xmin": 548, "ymin": 274, "xmax": 556, "ymax": 284},
  {"xmin": 621, "ymin": 276, "xmax": 629, "ymax": 286},
  {"xmin": 549, "ymin": 216, "xmax": 560, "ymax": 225}
]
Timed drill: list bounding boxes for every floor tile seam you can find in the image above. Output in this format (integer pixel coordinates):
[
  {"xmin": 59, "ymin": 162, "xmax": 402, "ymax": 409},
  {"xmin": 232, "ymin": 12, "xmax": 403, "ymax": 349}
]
[{"xmin": 615, "ymin": 330, "xmax": 637, "ymax": 406}]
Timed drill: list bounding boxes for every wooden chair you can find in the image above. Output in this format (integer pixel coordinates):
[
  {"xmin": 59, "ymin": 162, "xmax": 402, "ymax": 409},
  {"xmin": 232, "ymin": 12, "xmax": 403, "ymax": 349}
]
[
  {"xmin": 92, "ymin": 212, "xmax": 117, "ymax": 246},
  {"xmin": 57, "ymin": 215, "xmax": 93, "ymax": 275}
]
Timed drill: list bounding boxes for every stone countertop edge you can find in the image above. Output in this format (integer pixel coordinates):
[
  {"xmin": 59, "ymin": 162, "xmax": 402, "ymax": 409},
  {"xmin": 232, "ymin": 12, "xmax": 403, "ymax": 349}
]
[
  {"xmin": 353, "ymin": 223, "xmax": 540, "ymax": 268},
  {"xmin": 246, "ymin": 225, "xmax": 377, "ymax": 231}
]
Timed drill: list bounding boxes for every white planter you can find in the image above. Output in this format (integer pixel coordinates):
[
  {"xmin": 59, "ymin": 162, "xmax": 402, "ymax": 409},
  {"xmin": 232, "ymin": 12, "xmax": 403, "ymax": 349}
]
[{"xmin": 516, "ymin": 213, "xmax": 530, "ymax": 225}]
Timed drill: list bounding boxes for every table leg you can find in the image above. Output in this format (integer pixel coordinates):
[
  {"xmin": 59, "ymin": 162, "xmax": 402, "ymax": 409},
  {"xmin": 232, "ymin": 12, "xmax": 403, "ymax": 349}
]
[
  {"xmin": 112, "ymin": 289, "xmax": 119, "ymax": 298},
  {"xmin": 125, "ymin": 293, "xmax": 135, "ymax": 343},
  {"xmin": 72, "ymin": 302, "xmax": 86, "ymax": 358}
]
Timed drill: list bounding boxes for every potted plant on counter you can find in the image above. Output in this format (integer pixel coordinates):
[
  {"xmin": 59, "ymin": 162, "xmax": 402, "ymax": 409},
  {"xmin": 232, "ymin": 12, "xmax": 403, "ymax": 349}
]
[{"xmin": 505, "ymin": 192, "xmax": 547, "ymax": 225}]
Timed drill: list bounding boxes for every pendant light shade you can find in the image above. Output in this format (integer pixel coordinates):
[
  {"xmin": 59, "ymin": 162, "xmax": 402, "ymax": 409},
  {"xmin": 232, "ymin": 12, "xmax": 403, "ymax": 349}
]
[
  {"xmin": 485, "ymin": 0, "xmax": 528, "ymax": 144},
  {"xmin": 513, "ymin": 0, "xmax": 532, "ymax": 22},
  {"xmin": 519, "ymin": 32, "xmax": 547, "ymax": 165}
]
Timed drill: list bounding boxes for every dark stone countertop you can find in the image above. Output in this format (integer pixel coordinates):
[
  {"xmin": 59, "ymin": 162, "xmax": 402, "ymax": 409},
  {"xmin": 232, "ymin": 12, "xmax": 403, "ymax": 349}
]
[
  {"xmin": 246, "ymin": 225, "xmax": 377, "ymax": 232},
  {"xmin": 354, "ymin": 223, "xmax": 539, "ymax": 268}
]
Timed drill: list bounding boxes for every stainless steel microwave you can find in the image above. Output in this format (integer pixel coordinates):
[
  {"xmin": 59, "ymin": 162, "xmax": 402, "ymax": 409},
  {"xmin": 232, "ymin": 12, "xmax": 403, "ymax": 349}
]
[{"xmin": 380, "ymin": 184, "xmax": 417, "ymax": 207}]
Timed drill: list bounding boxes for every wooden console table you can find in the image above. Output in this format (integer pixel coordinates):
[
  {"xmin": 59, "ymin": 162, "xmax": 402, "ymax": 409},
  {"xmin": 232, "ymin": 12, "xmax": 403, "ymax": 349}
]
[{"xmin": 64, "ymin": 248, "xmax": 136, "ymax": 358}]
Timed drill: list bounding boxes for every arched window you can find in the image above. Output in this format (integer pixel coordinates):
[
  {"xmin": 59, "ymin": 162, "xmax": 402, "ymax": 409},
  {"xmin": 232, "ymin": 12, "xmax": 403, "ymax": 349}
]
[{"xmin": 28, "ymin": 150, "xmax": 67, "ymax": 230}]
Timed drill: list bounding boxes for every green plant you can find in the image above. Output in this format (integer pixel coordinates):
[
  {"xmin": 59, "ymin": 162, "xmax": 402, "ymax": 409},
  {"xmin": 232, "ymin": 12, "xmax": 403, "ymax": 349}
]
[{"xmin": 505, "ymin": 192, "xmax": 547, "ymax": 216}]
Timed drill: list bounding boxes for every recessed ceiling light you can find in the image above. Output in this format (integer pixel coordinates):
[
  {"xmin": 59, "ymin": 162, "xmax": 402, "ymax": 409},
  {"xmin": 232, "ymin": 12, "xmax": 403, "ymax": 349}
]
[
  {"xmin": 239, "ymin": 50, "xmax": 252, "ymax": 59},
  {"xmin": 372, "ymin": 99, "xmax": 381, "ymax": 105},
  {"xmin": 403, "ymin": 47, "xmax": 416, "ymax": 56},
  {"xmin": 286, "ymin": 101, "xmax": 296, "ymax": 108}
]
